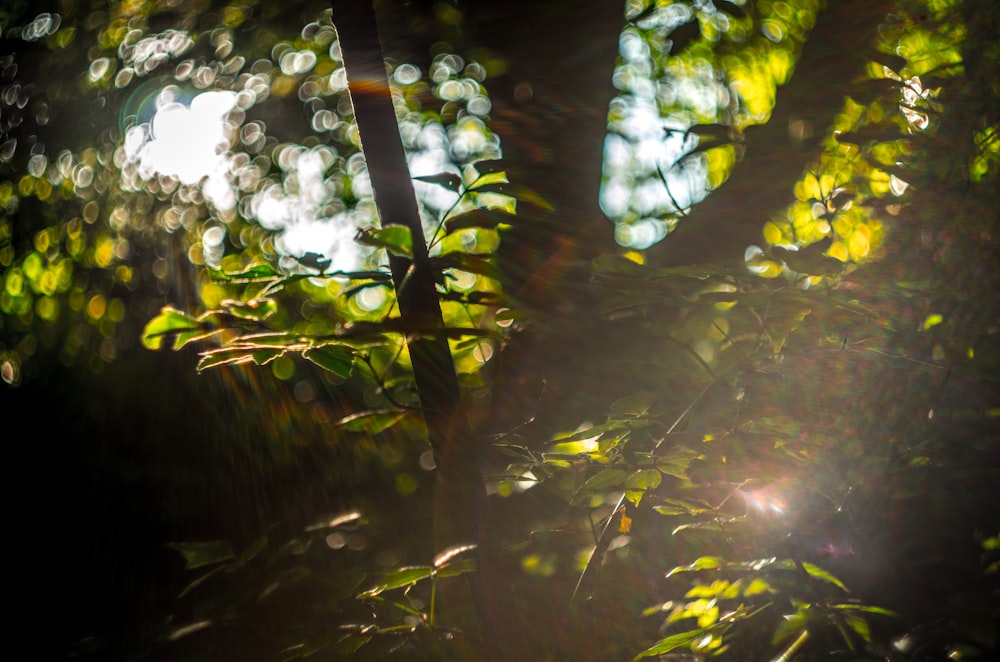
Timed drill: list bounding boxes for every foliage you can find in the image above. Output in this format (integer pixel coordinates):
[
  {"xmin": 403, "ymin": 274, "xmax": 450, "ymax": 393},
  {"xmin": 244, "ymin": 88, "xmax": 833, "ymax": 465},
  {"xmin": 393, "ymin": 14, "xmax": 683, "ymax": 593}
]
[{"xmin": 2, "ymin": 0, "xmax": 998, "ymax": 660}]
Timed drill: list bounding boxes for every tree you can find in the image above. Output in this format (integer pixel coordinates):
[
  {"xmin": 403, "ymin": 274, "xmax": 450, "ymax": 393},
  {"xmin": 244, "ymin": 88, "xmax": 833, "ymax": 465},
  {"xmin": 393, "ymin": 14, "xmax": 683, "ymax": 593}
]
[{"xmin": 2, "ymin": 0, "xmax": 998, "ymax": 660}]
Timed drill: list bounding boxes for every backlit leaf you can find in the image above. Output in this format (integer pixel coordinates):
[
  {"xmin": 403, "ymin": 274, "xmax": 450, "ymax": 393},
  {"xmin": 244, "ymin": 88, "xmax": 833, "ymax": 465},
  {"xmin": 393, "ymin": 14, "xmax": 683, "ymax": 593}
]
[
  {"xmin": 141, "ymin": 307, "xmax": 204, "ymax": 350},
  {"xmin": 335, "ymin": 633, "xmax": 372, "ymax": 655},
  {"xmin": 667, "ymin": 556, "xmax": 723, "ymax": 577},
  {"xmin": 743, "ymin": 578, "xmax": 773, "ymax": 596},
  {"xmin": 626, "ymin": 468, "xmax": 662, "ymax": 492},
  {"xmin": 305, "ymin": 511, "xmax": 363, "ymax": 532},
  {"xmin": 443, "ymin": 209, "xmax": 509, "ymax": 233},
  {"xmin": 842, "ymin": 612, "xmax": 871, "ymax": 643},
  {"xmin": 922, "ymin": 313, "xmax": 944, "ymax": 330},
  {"xmin": 633, "ymin": 630, "xmax": 703, "ymax": 659},
  {"xmin": 303, "ymin": 344, "xmax": 355, "ymax": 379},
  {"xmin": 355, "ymin": 226, "xmax": 413, "ymax": 257},
  {"xmin": 436, "ymin": 557, "xmax": 476, "ymax": 578},
  {"xmin": 208, "ymin": 263, "xmax": 280, "ymax": 281},
  {"xmin": 221, "ymin": 297, "xmax": 277, "ymax": 321},
  {"xmin": 610, "ymin": 392, "xmax": 655, "ymax": 416},
  {"xmin": 358, "ymin": 566, "xmax": 433, "ymax": 597},
  {"xmin": 579, "ymin": 468, "xmax": 628, "ymax": 493},
  {"xmin": 336, "ymin": 409, "xmax": 410, "ymax": 434},
  {"xmin": 430, "ymin": 253, "xmax": 500, "ymax": 279},
  {"xmin": 168, "ymin": 540, "xmax": 236, "ymax": 570},
  {"xmin": 197, "ymin": 348, "xmax": 283, "ymax": 371},
  {"xmin": 801, "ymin": 561, "xmax": 849, "ymax": 592},
  {"xmin": 467, "ymin": 170, "xmax": 508, "ymax": 189},
  {"xmin": 829, "ymin": 603, "xmax": 897, "ymax": 617},
  {"xmin": 434, "ymin": 543, "xmax": 477, "ymax": 568},
  {"xmin": 413, "ymin": 171, "xmax": 462, "ymax": 191}
]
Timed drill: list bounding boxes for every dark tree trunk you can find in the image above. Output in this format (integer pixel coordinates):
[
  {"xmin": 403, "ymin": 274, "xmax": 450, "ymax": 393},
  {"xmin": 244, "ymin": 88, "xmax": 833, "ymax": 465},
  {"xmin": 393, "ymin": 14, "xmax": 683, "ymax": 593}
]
[{"xmin": 332, "ymin": 2, "xmax": 487, "ymax": 653}]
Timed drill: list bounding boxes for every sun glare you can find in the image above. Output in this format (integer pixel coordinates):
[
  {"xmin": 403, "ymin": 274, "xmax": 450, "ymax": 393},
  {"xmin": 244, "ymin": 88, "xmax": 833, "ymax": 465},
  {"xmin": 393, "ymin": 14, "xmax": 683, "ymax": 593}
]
[
  {"xmin": 120, "ymin": 51, "xmax": 501, "ymax": 276},
  {"xmin": 125, "ymin": 89, "xmax": 236, "ymax": 200}
]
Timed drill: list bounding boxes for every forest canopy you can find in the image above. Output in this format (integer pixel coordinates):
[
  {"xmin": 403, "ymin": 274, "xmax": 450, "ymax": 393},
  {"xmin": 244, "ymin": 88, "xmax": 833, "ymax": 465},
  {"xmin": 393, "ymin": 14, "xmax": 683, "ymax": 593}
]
[{"xmin": 1, "ymin": 0, "xmax": 997, "ymax": 660}]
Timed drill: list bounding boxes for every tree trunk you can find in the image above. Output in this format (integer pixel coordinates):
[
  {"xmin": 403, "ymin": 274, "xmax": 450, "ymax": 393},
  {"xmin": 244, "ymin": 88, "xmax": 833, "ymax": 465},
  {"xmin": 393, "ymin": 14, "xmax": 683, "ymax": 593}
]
[{"xmin": 331, "ymin": 2, "xmax": 487, "ymax": 653}]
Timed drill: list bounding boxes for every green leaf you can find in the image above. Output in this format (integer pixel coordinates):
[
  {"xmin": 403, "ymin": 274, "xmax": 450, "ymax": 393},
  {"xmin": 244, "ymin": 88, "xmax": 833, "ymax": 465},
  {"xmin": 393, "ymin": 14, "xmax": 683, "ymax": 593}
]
[
  {"xmin": 355, "ymin": 226, "xmax": 413, "ymax": 257},
  {"xmin": 841, "ymin": 612, "xmax": 871, "ymax": 643},
  {"xmin": 305, "ymin": 511, "xmax": 363, "ymax": 532},
  {"xmin": 141, "ymin": 307, "xmax": 205, "ymax": 350},
  {"xmin": 626, "ymin": 468, "xmax": 662, "ymax": 492},
  {"xmin": 649, "ymin": 265, "xmax": 726, "ymax": 280},
  {"xmin": 336, "ymin": 409, "xmax": 410, "ymax": 434},
  {"xmin": 237, "ymin": 536, "xmax": 268, "ymax": 566},
  {"xmin": 413, "ymin": 171, "xmax": 462, "ymax": 191},
  {"xmin": 922, "ymin": 313, "xmax": 944, "ymax": 330},
  {"xmin": 329, "ymin": 270, "xmax": 393, "ymax": 282},
  {"xmin": 471, "ymin": 190, "xmax": 517, "ymax": 214},
  {"xmin": 197, "ymin": 347, "xmax": 284, "ymax": 371},
  {"xmin": 551, "ymin": 421, "xmax": 620, "ymax": 444},
  {"xmin": 667, "ymin": 556, "xmax": 723, "ymax": 577},
  {"xmin": 835, "ymin": 124, "xmax": 904, "ymax": 145},
  {"xmin": 686, "ymin": 123, "xmax": 734, "ymax": 144},
  {"xmin": 829, "ymin": 603, "xmax": 897, "ymax": 617},
  {"xmin": 633, "ymin": 630, "xmax": 703, "ymax": 659},
  {"xmin": 221, "ymin": 297, "xmax": 277, "ymax": 321},
  {"xmin": 358, "ymin": 566, "xmax": 433, "ymax": 597},
  {"xmin": 436, "ymin": 557, "xmax": 477, "ymax": 579},
  {"xmin": 578, "ymin": 468, "xmax": 628, "ymax": 493},
  {"xmin": 434, "ymin": 543, "xmax": 477, "ymax": 568},
  {"xmin": 591, "ymin": 254, "xmax": 648, "ymax": 276},
  {"xmin": 443, "ymin": 209, "xmax": 510, "ymax": 233},
  {"xmin": 697, "ymin": 603, "xmax": 720, "ymax": 629},
  {"xmin": 208, "ymin": 263, "xmax": 281, "ymax": 281},
  {"xmin": 549, "ymin": 439, "xmax": 599, "ymax": 455},
  {"xmin": 303, "ymin": 344, "xmax": 355, "ymax": 379},
  {"xmin": 800, "ymin": 561, "xmax": 849, "ymax": 592},
  {"xmin": 176, "ymin": 566, "xmax": 228, "ymax": 599},
  {"xmin": 168, "ymin": 540, "xmax": 236, "ymax": 570},
  {"xmin": 772, "ymin": 606, "xmax": 810, "ymax": 645},
  {"xmin": 656, "ymin": 455, "xmax": 692, "ymax": 480},
  {"xmin": 673, "ymin": 520, "xmax": 727, "ymax": 534},
  {"xmin": 653, "ymin": 497, "xmax": 712, "ymax": 516},
  {"xmin": 467, "ymin": 170, "xmax": 509, "ymax": 189},
  {"xmin": 743, "ymin": 578, "xmax": 773, "ymax": 596},
  {"xmin": 430, "ymin": 253, "xmax": 500, "ymax": 280},
  {"xmin": 335, "ymin": 633, "xmax": 372, "ymax": 655},
  {"xmin": 610, "ymin": 392, "xmax": 655, "ymax": 417},
  {"xmin": 498, "ymin": 182, "xmax": 553, "ymax": 210},
  {"xmin": 228, "ymin": 332, "xmax": 299, "ymax": 347}
]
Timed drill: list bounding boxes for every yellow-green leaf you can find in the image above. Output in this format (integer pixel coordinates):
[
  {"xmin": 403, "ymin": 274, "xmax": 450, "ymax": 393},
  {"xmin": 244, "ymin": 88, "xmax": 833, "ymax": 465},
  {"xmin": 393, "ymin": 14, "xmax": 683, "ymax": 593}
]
[{"xmin": 141, "ymin": 306, "xmax": 203, "ymax": 350}]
